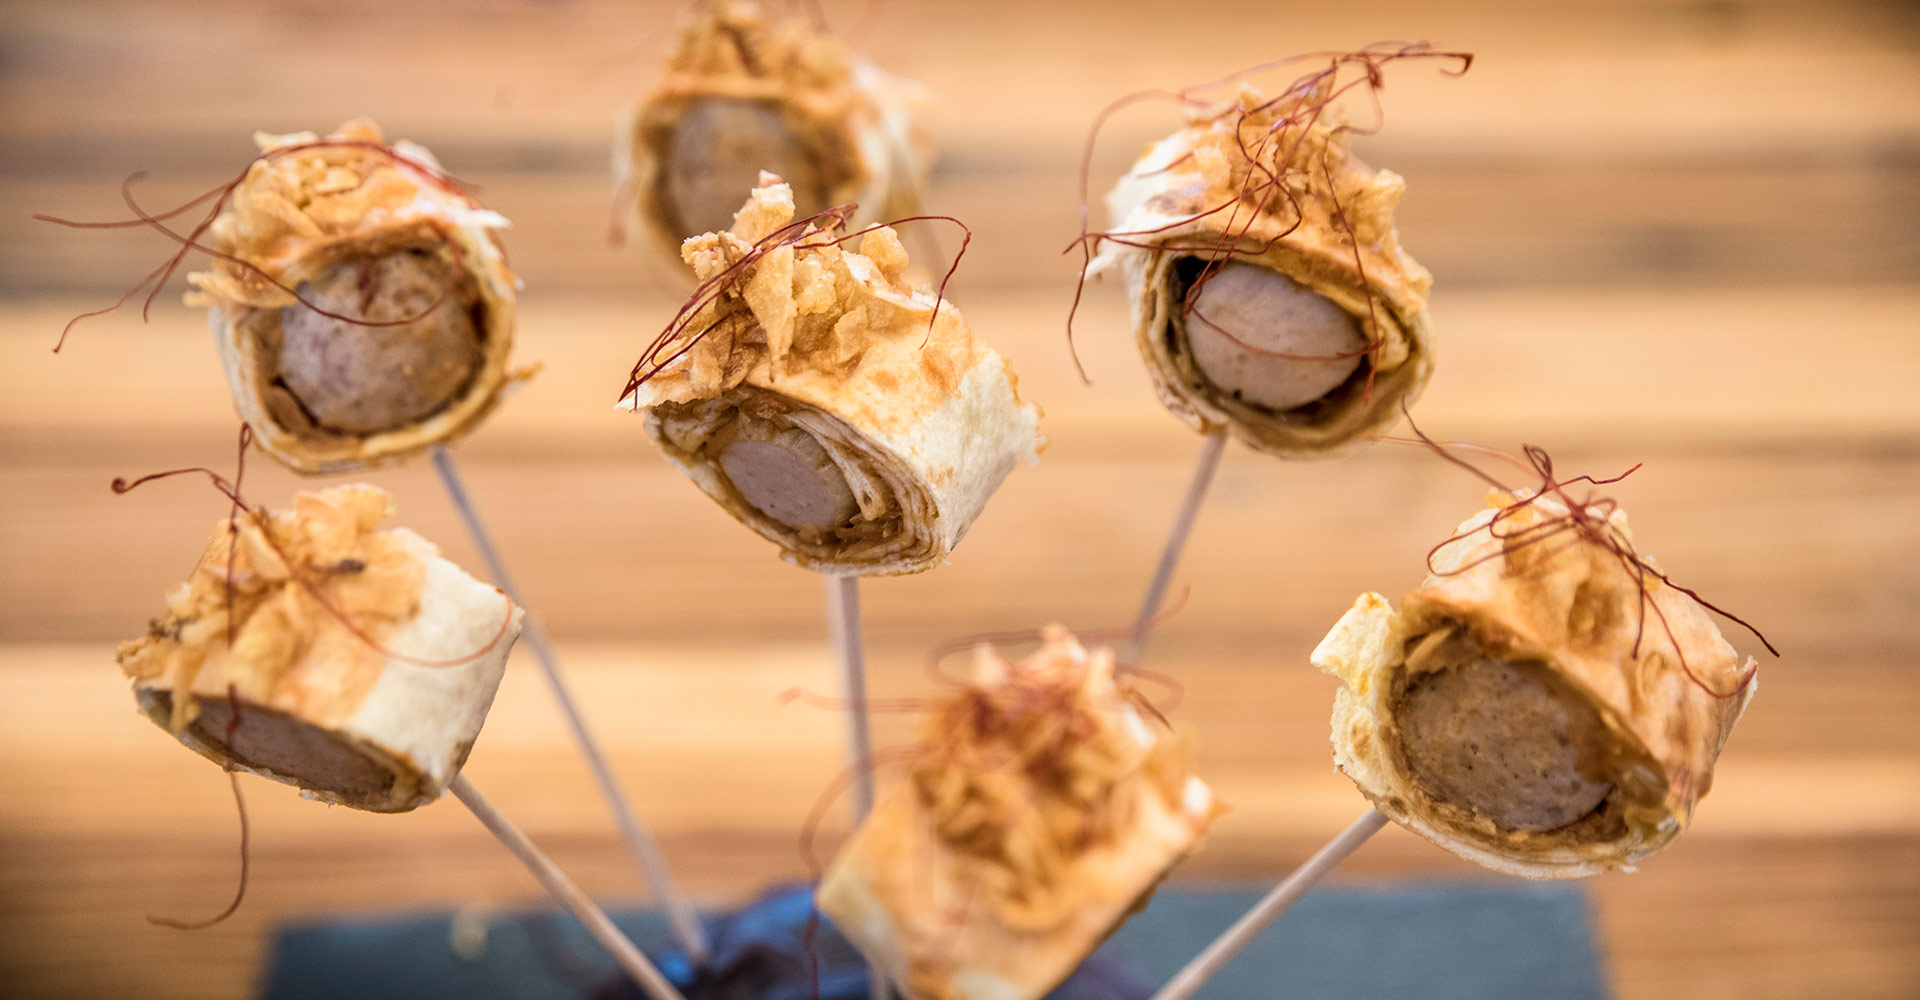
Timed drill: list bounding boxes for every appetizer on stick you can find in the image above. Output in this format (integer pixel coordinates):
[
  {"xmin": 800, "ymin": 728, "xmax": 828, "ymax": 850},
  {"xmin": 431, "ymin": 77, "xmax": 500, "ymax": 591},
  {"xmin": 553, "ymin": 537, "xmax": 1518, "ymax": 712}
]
[
  {"xmin": 118, "ymin": 484, "xmax": 522, "ymax": 813},
  {"xmin": 1086, "ymin": 47, "xmax": 1462, "ymax": 456},
  {"xmin": 617, "ymin": 0, "xmax": 932, "ymax": 260},
  {"xmin": 1312, "ymin": 463, "xmax": 1764, "ymax": 878},
  {"xmin": 186, "ymin": 119, "xmax": 520, "ymax": 475},
  {"xmin": 817, "ymin": 625, "xmax": 1220, "ymax": 1000},
  {"xmin": 620, "ymin": 179, "xmax": 1041, "ymax": 576}
]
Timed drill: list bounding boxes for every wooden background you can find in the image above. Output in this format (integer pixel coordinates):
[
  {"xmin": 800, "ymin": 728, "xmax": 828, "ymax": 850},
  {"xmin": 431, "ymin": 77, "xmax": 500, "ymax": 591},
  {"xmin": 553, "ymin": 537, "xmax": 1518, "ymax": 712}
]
[{"xmin": 3, "ymin": 1, "xmax": 1918, "ymax": 997}]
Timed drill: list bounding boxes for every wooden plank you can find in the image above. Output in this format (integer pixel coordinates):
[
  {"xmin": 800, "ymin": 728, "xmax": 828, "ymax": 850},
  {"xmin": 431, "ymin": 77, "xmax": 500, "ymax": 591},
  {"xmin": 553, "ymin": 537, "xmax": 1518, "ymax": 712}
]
[
  {"xmin": 4, "ymin": 438, "xmax": 1914, "ymax": 643},
  {"xmin": 4, "ymin": 1, "xmax": 1915, "ymax": 154},
  {"xmin": 8, "ymin": 826, "xmax": 1914, "ymax": 1000},
  {"xmin": 0, "ymin": 642, "xmax": 1915, "ymax": 999},
  {"xmin": 4, "ymin": 1, "xmax": 1919, "ymax": 294},
  {"xmin": 5, "ymin": 286, "xmax": 1918, "ymax": 442},
  {"xmin": 13, "ymin": 157, "xmax": 1920, "ymax": 295},
  {"xmin": 4, "ymin": 643, "xmax": 1916, "ymax": 832},
  {"xmin": 3, "ymin": 287, "xmax": 1915, "ymax": 642},
  {"xmin": 3, "ymin": 3, "xmax": 1917, "ymax": 998}
]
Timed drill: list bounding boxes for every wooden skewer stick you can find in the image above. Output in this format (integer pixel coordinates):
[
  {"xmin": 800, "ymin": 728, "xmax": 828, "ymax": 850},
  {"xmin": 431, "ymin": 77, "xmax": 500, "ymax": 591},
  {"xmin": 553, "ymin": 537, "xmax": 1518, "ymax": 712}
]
[
  {"xmin": 826, "ymin": 574, "xmax": 878, "ymax": 821},
  {"xmin": 1150, "ymin": 809, "xmax": 1388, "ymax": 1000},
  {"xmin": 1127, "ymin": 431, "xmax": 1229, "ymax": 662},
  {"xmin": 824, "ymin": 573, "xmax": 890, "ymax": 1000},
  {"xmin": 433, "ymin": 446, "xmax": 709, "ymax": 963},
  {"xmin": 450, "ymin": 775, "xmax": 689, "ymax": 1000}
]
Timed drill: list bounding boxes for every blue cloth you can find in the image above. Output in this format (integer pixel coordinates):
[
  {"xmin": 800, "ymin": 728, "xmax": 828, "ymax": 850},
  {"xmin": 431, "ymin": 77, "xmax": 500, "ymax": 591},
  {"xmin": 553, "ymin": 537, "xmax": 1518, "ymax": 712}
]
[
  {"xmin": 260, "ymin": 882, "xmax": 1608, "ymax": 1000},
  {"xmin": 587, "ymin": 884, "xmax": 1143, "ymax": 1000},
  {"xmin": 1103, "ymin": 883, "xmax": 1610, "ymax": 1000}
]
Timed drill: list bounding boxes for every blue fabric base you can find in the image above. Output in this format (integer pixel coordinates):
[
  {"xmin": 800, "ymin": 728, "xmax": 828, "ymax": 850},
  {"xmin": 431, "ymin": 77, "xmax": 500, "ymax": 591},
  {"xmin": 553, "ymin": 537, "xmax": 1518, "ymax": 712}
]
[{"xmin": 260, "ymin": 882, "xmax": 1608, "ymax": 1000}]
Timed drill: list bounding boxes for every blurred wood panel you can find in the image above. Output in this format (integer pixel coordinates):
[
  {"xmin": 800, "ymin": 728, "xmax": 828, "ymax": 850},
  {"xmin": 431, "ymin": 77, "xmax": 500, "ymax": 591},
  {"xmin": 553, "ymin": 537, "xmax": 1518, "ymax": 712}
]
[
  {"xmin": 4, "ymin": 0, "xmax": 1916, "ymax": 153},
  {"xmin": 1, "ymin": 644, "xmax": 1917, "ymax": 1000},
  {"xmin": 2, "ymin": 1, "xmax": 1918, "ymax": 1000},
  {"xmin": 4, "ymin": 0, "xmax": 1919, "ymax": 294},
  {"xmin": 3, "ymin": 287, "xmax": 1914, "ymax": 643},
  {"xmin": 11, "ymin": 287, "xmax": 1920, "ymax": 445},
  {"xmin": 12, "ymin": 157, "xmax": 1920, "ymax": 295}
]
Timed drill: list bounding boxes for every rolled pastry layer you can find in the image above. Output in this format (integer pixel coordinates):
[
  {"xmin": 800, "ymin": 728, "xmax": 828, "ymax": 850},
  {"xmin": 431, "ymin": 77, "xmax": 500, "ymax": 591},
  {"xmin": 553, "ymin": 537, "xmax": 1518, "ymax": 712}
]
[
  {"xmin": 1092, "ymin": 90, "xmax": 1436, "ymax": 457},
  {"xmin": 1312, "ymin": 491, "xmax": 1757, "ymax": 878},
  {"xmin": 616, "ymin": 0, "xmax": 932, "ymax": 259},
  {"xmin": 817, "ymin": 626, "xmax": 1221, "ymax": 1000},
  {"xmin": 188, "ymin": 119, "xmax": 521, "ymax": 475},
  {"xmin": 622, "ymin": 181, "xmax": 1041, "ymax": 576},
  {"xmin": 117, "ymin": 485, "xmax": 523, "ymax": 813}
]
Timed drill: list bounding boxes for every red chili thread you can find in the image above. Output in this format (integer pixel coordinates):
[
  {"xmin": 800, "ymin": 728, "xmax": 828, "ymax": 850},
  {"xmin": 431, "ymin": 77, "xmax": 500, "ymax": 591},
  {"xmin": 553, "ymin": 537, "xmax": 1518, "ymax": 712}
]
[
  {"xmin": 146, "ymin": 684, "xmax": 251, "ymax": 931},
  {"xmin": 1063, "ymin": 44, "xmax": 1471, "ymax": 386},
  {"xmin": 222, "ymin": 424, "xmax": 253, "ymax": 648},
  {"xmin": 618, "ymin": 204, "xmax": 972, "ymax": 401},
  {"xmin": 944, "ymin": 586, "xmax": 1200, "ymax": 728},
  {"xmin": 1384, "ymin": 406, "xmax": 1777, "ymax": 699},
  {"xmin": 37, "ymin": 138, "xmax": 479, "ymax": 352},
  {"xmin": 111, "ymin": 429, "xmax": 514, "ymax": 670},
  {"xmin": 789, "ymin": 622, "xmax": 1184, "ymax": 992},
  {"xmin": 1319, "ymin": 142, "xmax": 1384, "ymax": 401},
  {"xmin": 623, "ymin": 203, "xmax": 854, "ymax": 398},
  {"xmin": 147, "ymin": 765, "xmax": 250, "ymax": 930}
]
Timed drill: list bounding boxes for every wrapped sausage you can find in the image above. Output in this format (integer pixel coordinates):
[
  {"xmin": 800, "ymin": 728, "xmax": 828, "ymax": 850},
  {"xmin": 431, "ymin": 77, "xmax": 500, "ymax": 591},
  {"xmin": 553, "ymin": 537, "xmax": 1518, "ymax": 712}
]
[
  {"xmin": 1312, "ymin": 489, "xmax": 1759, "ymax": 878},
  {"xmin": 619, "ymin": 180, "xmax": 1041, "ymax": 577},
  {"xmin": 1091, "ymin": 86, "xmax": 1435, "ymax": 457},
  {"xmin": 117, "ymin": 484, "xmax": 523, "ymax": 813},
  {"xmin": 616, "ymin": 0, "xmax": 932, "ymax": 261},
  {"xmin": 817, "ymin": 625, "xmax": 1221, "ymax": 1000},
  {"xmin": 186, "ymin": 119, "xmax": 521, "ymax": 475}
]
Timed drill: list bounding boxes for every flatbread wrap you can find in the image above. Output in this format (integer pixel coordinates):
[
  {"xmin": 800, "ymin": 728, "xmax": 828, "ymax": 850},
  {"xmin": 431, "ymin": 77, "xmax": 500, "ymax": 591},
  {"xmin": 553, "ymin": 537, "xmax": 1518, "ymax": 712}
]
[
  {"xmin": 620, "ymin": 180, "xmax": 1041, "ymax": 577},
  {"xmin": 118, "ymin": 484, "xmax": 523, "ymax": 813},
  {"xmin": 616, "ymin": 0, "xmax": 932, "ymax": 264},
  {"xmin": 1092, "ymin": 82, "xmax": 1436, "ymax": 457},
  {"xmin": 188, "ymin": 119, "xmax": 521, "ymax": 475},
  {"xmin": 817, "ymin": 625, "xmax": 1221, "ymax": 1000},
  {"xmin": 1312, "ymin": 489, "xmax": 1759, "ymax": 878}
]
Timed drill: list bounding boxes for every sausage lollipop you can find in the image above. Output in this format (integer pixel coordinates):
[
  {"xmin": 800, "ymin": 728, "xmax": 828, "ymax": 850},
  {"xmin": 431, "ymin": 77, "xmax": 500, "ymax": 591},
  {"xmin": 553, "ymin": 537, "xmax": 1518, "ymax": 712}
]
[
  {"xmin": 817, "ymin": 625, "xmax": 1221, "ymax": 1000},
  {"xmin": 1084, "ymin": 46, "xmax": 1466, "ymax": 457},
  {"xmin": 55, "ymin": 118, "xmax": 714, "ymax": 958},
  {"xmin": 1150, "ymin": 436, "xmax": 1776, "ymax": 1000},
  {"xmin": 114, "ymin": 471, "xmax": 695, "ymax": 999},
  {"xmin": 620, "ymin": 178, "xmax": 1041, "ymax": 576},
  {"xmin": 1312, "ymin": 448, "xmax": 1769, "ymax": 877},
  {"xmin": 617, "ymin": 0, "xmax": 933, "ymax": 264},
  {"xmin": 177, "ymin": 118, "xmax": 521, "ymax": 475},
  {"xmin": 118, "ymin": 482, "xmax": 523, "ymax": 813}
]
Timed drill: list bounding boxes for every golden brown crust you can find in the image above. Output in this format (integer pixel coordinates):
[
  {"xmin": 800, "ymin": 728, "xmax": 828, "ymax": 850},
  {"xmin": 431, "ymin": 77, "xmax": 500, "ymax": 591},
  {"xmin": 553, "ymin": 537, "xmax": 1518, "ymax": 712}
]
[
  {"xmin": 617, "ymin": 0, "xmax": 932, "ymax": 263},
  {"xmin": 1095, "ymin": 89, "xmax": 1435, "ymax": 457},
  {"xmin": 817, "ymin": 626, "xmax": 1220, "ymax": 999},
  {"xmin": 117, "ymin": 484, "xmax": 423, "ymax": 733},
  {"xmin": 1313, "ymin": 492, "xmax": 1757, "ymax": 878},
  {"xmin": 119, "ymin": 484, "xmax": 523, "ymax": 813},
  {"xmin": 189, "ymin": 119, "xmax": 523, "ymax": 474},
  {"xmin": 623, "ymin": 181, "xmax": 1041, "ymax": 577},
  {"xmin": 624, "ymin": 182, "xmax": 982, "ymax": 416}
]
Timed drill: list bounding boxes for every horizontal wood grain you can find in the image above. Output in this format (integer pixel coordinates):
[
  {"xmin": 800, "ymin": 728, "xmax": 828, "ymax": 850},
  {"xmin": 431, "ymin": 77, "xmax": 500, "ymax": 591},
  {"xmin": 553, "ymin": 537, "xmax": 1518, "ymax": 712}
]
[
  {"xmin": 1, "ymin": 642, "xmax": 1916, "ymax": 999},
  {"xmin": 3, "ymin": 287, "xmax": 1914, "ymax": 643},
  {"xmin": 3, "ymin": 2, "xmax": 1917, "ymax": 999},
  {"xmin": 5, "ymin": 1, "xmax": 1918, "ymax": 294},
  {"xmin": 13, "ymin": 156, "xmax": 1920, "ymax": 296}
]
